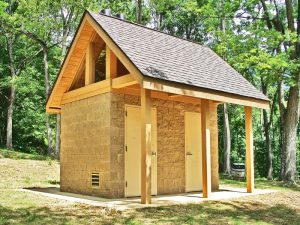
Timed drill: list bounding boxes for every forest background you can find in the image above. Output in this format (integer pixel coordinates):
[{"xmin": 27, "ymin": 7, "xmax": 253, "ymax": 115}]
[{"xmin": 0, "ymin": 0, "xmax": 299, "ymax": 183}]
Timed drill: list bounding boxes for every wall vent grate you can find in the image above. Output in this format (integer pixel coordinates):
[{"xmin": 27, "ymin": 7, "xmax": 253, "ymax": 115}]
[{"xmin": 91, "ymin": 172, "xmax": 100, "ymax": 188}]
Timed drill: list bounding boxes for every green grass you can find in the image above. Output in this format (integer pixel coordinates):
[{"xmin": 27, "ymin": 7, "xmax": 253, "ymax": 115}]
[
  {"xmin": 0, "ymin": 148, "xmax": 50, "ymax": 160},
  {"xmin": 219, "ymin": 174, "xmax": 300, "ymax": 192},
  {"xmin": 0, "ymin": 150, "xmax": 299, "ymax": 225}
]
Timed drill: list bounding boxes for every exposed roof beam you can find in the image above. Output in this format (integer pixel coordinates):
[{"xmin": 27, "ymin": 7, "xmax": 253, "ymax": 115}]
[
  {"xmin": 143, "ymin": 77, "xmax": 269, "ymax": 110},
  {"xmin": 112, "ymin": 74, "xmax": 138, "ymax": 89},
  {"xmin": 168, "ymin": 93, "xmax": 181, "ymax": 98},
  {"xmin": 61, "ymin": 79, "xmax": 111, "ymax": 105}
]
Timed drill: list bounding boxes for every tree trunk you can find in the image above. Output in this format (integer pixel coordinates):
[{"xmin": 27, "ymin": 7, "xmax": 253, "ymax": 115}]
[
  {"xmin": 55, "ymin": 114, "xmax": 61, "ymax": 159},
  {"xmin": 6, "ymin": 34, "xmax": 16, "ymax": 150},
  {"xmin": 263, "ymin": 109, "xmax": 273, "ymax": 180},
  {"xmin": 277, "ymin": 79, "xmax": 286, "ymax": 180},
  {"xmin": 43, "ymin": 46, "xmax": 52, "ymax": 156},
  {"xmin": 261, "ymin": 77, "xmax": 273, "ymax": 180},
  {"xmin": 282, "ymin": 85, "xmax": 299, "ymax": 183},
  {"xmin": 280, "ymin": 0, "xmax": 299, "ymax": 183},
  {"xmin": 6, "ymin": 86, "xmax": 15, "ymax": 149},
  {"xmin": 136, "ymin": 0, "xmax": 142, "ymax": 24},
  {"xmin": 223, "ymin": 103, "xmax": 231, "ymax": 174}
]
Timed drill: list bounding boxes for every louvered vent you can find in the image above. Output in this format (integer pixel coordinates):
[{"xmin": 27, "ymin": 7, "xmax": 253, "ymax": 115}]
[{"xmin": 91, "ymin": 172, "xmax": 100, "ymax": 188}]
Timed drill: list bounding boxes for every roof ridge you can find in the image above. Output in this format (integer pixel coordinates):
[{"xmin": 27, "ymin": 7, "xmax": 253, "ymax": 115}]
[{"xmin": 87, "ymin": 10, "xmax": 209, "ymax": 48}]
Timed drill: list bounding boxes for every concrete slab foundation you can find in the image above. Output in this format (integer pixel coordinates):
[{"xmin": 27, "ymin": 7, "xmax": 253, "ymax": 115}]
[{"xmin": 22, "ymin": 186, "xmax": 277, "ymax": 211}]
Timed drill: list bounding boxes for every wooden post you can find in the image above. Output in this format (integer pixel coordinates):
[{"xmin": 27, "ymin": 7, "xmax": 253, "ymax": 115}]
[
  {"xmin": 106, "ymin": 45, "xmax": 117, "ymax": 79},
  {"xmin": 85, "ymin": 42, "xmax": 95, "ymax": 85},
  {"xmin": 201, "ymin": 99, "xmax": 212, "ymax": 198},
  {"xmin": 210, "ymin": 102, "xmax": 219, "ymax": 191},
  {"xmin": 245, "ymin": 106, "xmax": 254, "ymax": 193},
  {"xmin": 141, "ymin": 88, "xmax": 152, "ymax": 204}
]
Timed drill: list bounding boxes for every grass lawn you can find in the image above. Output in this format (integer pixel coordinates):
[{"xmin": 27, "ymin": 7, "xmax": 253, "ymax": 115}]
[{"xmin": 0, "ymin": 148, "xmax": 299, "ymax": 225}]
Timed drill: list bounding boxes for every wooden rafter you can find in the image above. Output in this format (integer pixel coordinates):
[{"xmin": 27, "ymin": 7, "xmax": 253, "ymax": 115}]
[{"xmin": 112, "ymin": 74, "xmax": 137, "ymax": 89}]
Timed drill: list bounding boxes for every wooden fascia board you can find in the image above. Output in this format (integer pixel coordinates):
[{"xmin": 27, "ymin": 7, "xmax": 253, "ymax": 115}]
[
  {"xmin": 47, "ymin": 108, "xmax": 61, "ymax": 114},
  {"xmin": 111, "ymin": 74, "xmax": 138, "ymax": 88},
  {"xmin": 69, "ymin": 55, "xmax": 86, "ymax": 90},
  {"xmin": 61, "ymin": 79, "xmax": 111, "ymax": 105},
  {"xmin": 86, "ymin": 13, "xmax": 143, "ymax": 85},
  {"xmin": 142, "ymin": 77, "xmax": 270, "ymax": 110},
  {"xmin": 46, "ymin": 14, "xmax": 91, "ymax": 113}
]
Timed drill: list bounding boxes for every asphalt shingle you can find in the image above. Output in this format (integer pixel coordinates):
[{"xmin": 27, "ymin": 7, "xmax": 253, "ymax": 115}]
[{"xmin": 88, "ymin": 11, "xmax": 268, "ymax": 101}]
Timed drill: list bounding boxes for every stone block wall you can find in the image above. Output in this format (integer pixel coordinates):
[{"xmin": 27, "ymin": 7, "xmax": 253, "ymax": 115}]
[
  {"xmin": 60, "ymin": 91, "xmax": 219, "ymax": 198},
  {"xmin": 110, "ymin": 92, "xmax": 219, "ymax": 195},
  {"xmin": 60, "ymin": 93, "xmax": 113, "ymax": 197}
]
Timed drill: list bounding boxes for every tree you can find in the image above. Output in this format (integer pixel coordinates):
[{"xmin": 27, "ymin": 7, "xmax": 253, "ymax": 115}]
[
  {"xmin": 259, "ymin": 0, "xmax": 299, "ymax": 183},
  {"xmin": 1, "ymin": 0, "xmax": 63, "ymax": 155},
  {"xmin": 0, "ymin": 0, "xmax": 42, "ymax": 150}
]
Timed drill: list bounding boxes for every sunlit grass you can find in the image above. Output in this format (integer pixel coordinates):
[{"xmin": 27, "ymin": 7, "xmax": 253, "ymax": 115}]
[
  {"xmin": 219, "ymin": 174, "xmax": 300, "ymax": 192},
  {"xmin": 0, "ymin": 148, "xmax": 50, "ymax": 160}
]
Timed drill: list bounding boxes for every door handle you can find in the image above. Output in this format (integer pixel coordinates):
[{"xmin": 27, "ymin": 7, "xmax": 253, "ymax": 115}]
[
  {"xmin": 152, "ymin": 152, "xmax": 156, "ymax": 156},
  {"xmin": 186, "ymin": 152, "xmax": 192, "ymax": 156}
]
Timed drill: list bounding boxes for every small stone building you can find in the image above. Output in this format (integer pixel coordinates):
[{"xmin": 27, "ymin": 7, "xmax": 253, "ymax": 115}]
[{"xmin": 46, "ymin": 10, "xmax": 269, "ymax": 204}]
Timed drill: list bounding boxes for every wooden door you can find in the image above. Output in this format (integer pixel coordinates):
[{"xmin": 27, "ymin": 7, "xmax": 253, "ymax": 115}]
[
  {"xmin": 125, "ymin": 105, "xmax": 157, "ymax": 197},
  {"xmin": 185, "ymin": 112, "xmax": 202, "ymax": 192}
]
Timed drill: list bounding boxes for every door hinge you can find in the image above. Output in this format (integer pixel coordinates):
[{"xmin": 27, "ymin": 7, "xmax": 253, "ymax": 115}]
[
  {"xmin": 125, "ymin": 181, "xmax": 127, "ymax": 187},
  {"xmin": 125, "ymin": 110, "xmax": 127, "ymax": 116},
  {"xmin": 125, "ymin": 145, "xmax": 128, "ymax": 152}
]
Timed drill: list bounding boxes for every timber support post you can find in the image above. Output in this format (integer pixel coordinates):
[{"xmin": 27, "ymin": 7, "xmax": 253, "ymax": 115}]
[
  {"xmin": 85, "ymin": 42, "xmax": 95, "ymax": 85},
  {"xmin": 141, "ymin": 88, "xmax": 152, "ymax": 204},
  {"xmin": 210, "ymin": 102, "xmax": 219, "ymax": 191},
  {"xmin": 201, "ymin": 99, "xmax": 212, "ymax": 198},
  {"xmin": 245, "ymin": 106, "xmax": 254, "ymax": 193},
  {"xmin": 106, "ymin": 45, "xmax": 117, "ymax": 79}
]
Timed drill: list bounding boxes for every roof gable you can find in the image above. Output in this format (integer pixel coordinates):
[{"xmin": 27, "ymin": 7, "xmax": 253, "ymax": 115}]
[
  {"xmin": 88, "ymin": 11, "xmax": 268, "ymax": 101},
  {"xmin": 47, "ymin": 10, "xmax": 269, "ymax": 113},
  {"xmin": 46, "ymin": 12, "xmax": 144, "ymax": 113}
]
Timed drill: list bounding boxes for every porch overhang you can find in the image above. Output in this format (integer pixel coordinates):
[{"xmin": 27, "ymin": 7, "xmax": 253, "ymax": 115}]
[{"xmin": 142, "ymin": 77, "xmax": 269, "ymax": 110}]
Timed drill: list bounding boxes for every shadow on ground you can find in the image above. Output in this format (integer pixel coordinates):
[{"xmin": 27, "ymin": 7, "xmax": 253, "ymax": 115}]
[
  {"xmin": 0, "ymin": 204, "xmax": 119, "ymax": 225},
  {"xmin": 129, "ymin": 201, "xmax": 300, "ymax": 225},
  {"xmin": 0, "ymin": 200, "xmax": 299, "ymax": 225}
]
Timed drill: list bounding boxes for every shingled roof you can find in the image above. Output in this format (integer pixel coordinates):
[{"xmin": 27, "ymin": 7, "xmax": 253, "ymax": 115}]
[{"xmin": 88, "ymin": 11, "xmax": 268, "ymax": 101}]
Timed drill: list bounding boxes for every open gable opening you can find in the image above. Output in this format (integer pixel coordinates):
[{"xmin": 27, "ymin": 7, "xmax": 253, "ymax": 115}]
[{"xmin": 69, "ymin": 32, "xmax": 129, "ymax": 92}]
